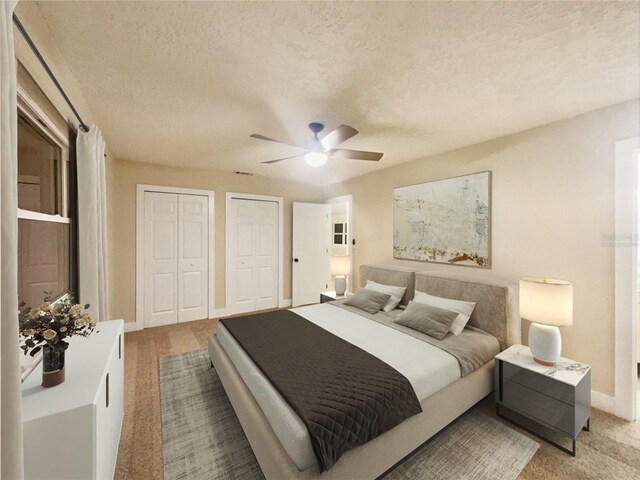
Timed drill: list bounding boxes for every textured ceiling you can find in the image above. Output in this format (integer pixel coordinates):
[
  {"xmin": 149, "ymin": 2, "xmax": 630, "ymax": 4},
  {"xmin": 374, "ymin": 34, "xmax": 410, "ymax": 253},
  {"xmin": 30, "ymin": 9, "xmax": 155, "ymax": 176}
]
[{"xmin": 36, "ymin": 1, "xmax": 639, "ymax": 186}]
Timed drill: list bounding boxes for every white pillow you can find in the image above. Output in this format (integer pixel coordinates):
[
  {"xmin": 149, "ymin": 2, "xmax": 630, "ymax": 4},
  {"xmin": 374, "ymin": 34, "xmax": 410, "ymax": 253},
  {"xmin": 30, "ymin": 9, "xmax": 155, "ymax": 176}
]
[
  {"xmin": 365, "ymin": 280, "xmax": 407, "ymax": 312},
  {"xmin": 413, "ymin": 291, "xmax": 476, "ymax": 335}
]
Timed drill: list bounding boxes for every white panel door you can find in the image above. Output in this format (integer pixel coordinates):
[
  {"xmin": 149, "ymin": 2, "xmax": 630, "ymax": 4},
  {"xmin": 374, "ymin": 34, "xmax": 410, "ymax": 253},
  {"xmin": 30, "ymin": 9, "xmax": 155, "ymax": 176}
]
[
  {"xmin": 255, "ymin": 201, "xmax": 279, "ymax": 311},
  {"xmin": 228, "ymin": 198, "xmax": 278, "ymax": 315},
  {"xmin": 144, "ymin": 192, "xmax": 178, "ymax": 327},
  {"xmin": 178, "ymin": 195, "xmax": 209, "ymax": 322},
  {"xmin": 292, "ymin": 202, "xmax": 331, "ymax": 307}
]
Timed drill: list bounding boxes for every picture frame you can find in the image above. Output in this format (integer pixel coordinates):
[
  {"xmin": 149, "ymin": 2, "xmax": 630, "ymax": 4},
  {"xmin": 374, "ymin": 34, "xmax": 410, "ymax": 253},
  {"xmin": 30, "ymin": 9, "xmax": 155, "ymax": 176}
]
[{"xmin": 393, "ymin": 171, "xmax": 491, "ymax": 268}]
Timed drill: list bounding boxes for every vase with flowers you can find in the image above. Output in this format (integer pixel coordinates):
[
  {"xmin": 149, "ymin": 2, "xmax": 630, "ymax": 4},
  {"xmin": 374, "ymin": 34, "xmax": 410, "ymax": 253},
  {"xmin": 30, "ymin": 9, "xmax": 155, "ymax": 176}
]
[{"xmin": 19, "ymin": 294, "xmax": 96, "ymax": 387}]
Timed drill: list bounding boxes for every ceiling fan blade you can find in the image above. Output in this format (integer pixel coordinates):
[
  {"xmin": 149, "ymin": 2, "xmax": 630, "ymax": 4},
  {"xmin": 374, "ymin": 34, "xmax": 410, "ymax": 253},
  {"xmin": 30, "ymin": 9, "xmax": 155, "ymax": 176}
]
[
  {"xmin": 250, "ymin": 134, "xmax": 305, "ymax": 150},
  {"xmin": 319, "ymin": 125, "xmax": 359, "ymax": 151},
  {"xmin": 261, "ymin": 155, "xmax": 301, "ymax": 165},
  {"xmin": 331, "ymin": 149, "xmax": 383, "ymax": 161}
]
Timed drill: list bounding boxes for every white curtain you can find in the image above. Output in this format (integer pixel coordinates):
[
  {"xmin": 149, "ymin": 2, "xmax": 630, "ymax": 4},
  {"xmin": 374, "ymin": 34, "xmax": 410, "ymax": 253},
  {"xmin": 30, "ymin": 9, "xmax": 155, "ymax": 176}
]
[
  {"xmin": 1, "ymin": 1, "xmax": 24, "ymax": 478},
  {"xmin": 77, "ymin": 126, "xmax": 109, "ymax": 322}
]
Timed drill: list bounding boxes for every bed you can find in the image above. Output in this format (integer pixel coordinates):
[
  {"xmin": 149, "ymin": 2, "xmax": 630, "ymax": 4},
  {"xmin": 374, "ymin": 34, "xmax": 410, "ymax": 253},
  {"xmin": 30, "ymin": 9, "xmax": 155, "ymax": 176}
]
[{"xmin": 208, "ymin": 265, "xmax": 519, "ymax": 479}]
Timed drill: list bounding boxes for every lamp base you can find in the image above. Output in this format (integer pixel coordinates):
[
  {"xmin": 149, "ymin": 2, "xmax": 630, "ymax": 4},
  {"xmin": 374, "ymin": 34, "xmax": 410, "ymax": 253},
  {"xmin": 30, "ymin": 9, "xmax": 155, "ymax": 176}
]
[
  {"xmin": 334, "ymin": 276, "xmax": 347, "ymax": 295},
  {"xmin": 532, "ymin": 357, "xmax": 557, "ymax": 367},
  {"xmin": 529, "ymin": 322, "xmax": 561, "ymax": 366}
]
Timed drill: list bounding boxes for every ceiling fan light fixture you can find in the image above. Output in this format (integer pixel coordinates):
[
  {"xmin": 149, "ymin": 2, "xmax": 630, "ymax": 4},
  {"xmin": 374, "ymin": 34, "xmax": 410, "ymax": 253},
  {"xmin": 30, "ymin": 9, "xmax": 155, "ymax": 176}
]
[{"xmin": 304, "ymin": 151, "xmax": 328, "ymax": 167}]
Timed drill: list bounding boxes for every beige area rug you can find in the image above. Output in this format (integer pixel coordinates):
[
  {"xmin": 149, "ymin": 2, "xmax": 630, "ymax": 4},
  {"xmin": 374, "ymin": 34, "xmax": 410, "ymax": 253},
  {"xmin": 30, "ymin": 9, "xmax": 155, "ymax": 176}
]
[{"xmin": 160, "ymin": 349, "xmax": 539, "ymax": 480}]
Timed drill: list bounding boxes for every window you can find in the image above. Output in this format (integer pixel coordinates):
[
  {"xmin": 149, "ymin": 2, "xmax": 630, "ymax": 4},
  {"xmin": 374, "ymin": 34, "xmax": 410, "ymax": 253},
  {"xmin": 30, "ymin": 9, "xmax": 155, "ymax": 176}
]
[
  {"xmin": 333, "ymin": 222, "xmax": 347, "ymax": 245},
  {"xmin": 17, "ymin": 107, "xmax": 76, "ymax": 308}
]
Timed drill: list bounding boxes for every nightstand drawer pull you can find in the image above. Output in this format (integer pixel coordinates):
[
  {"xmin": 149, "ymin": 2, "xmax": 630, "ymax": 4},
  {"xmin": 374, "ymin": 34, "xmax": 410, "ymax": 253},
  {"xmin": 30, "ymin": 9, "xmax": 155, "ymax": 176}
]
[
  {"xmin": 502, "ymin": 380, "xmax": 576, "ymax": 436},
  {"xmin": 503, "ymin": 363, "xmax": 574, "ymax": 405}
]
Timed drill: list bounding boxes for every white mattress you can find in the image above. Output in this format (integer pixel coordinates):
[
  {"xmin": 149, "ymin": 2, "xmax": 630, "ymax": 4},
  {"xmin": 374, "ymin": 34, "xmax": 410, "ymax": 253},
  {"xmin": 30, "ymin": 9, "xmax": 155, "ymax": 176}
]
[{"xmin": 216, "ymin": 303, "xmax": 461, "ymax": 471}]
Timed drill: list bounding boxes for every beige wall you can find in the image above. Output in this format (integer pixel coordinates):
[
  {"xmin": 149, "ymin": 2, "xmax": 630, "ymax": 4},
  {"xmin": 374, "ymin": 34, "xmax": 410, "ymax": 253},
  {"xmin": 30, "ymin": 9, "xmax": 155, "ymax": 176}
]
[
  {"xmin": 107, "ymin": 159, "xmax": 326, "ymax": 323},
  {"xmin": 328, "ymin": 100, "xmax": 640, "ymax": 396}
]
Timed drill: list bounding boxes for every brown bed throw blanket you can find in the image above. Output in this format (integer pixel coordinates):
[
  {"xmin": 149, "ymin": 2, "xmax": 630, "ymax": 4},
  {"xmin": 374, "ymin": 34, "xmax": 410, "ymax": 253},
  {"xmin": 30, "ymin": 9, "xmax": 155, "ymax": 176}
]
[{"xmin": 220, "ymin": 310, "xmax": 422, "ymax": 472}]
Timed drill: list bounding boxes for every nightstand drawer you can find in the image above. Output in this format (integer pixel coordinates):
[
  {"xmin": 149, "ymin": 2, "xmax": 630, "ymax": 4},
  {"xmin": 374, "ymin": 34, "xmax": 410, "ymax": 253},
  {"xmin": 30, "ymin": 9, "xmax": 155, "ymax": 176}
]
[
  {"xmin": 503, "ymin": 362, "xmax": 574, "ymax": 405},
  {"xmin": 502, "ymin": 379, "xmax": 576, "ymax": 436}
]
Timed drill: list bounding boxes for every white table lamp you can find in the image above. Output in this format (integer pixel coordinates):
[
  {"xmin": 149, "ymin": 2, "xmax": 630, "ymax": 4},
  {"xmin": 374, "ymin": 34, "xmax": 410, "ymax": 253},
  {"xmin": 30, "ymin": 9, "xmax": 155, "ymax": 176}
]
[
  {"xmin": 331, "ymin": 256, "xmax": 351, "ymax": 295},
  {"xmin": 520, "ymin": 277, "xmax": 573, "ymax": 366}
]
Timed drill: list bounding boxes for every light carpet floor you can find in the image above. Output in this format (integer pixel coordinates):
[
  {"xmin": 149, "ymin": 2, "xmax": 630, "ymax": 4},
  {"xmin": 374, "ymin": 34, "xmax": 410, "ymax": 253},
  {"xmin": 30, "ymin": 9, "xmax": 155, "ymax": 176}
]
[{"xmin": 159, "ymin": 349, "xmax": 539, "ymax": 480}]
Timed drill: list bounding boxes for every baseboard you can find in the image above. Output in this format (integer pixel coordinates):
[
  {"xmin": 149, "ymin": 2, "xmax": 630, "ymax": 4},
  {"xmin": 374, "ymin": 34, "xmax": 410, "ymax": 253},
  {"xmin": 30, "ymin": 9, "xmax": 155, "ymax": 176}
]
[
  {"xmin": 591, "ymin": 390, "xmax": 615, "ymax": 414},
  {"xmin": 124, "ymin": 322, "xmax": 139, "ymax": 333},
  {"xmin": 125, "ymin": 311, "xmax": 227, "ymax": 331},
  {"xmin": 280, "ymin": 299, "xmax": 292, "ymax": 308}
]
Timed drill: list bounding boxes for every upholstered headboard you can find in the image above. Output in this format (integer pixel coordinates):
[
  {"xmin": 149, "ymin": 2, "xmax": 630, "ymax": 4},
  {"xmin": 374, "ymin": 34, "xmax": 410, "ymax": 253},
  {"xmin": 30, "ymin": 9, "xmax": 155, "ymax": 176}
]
[
  {"xmin": 415, "ymin": 271, "xmax": 520, "ymax": 350},
  {"xmin": 359, "ymin": 264, "xmax": 416, "ymax": 306}
]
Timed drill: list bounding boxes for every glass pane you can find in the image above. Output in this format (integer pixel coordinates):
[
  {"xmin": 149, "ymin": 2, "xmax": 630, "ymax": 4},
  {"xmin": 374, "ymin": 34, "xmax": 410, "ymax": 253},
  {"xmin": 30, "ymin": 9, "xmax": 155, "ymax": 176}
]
[
  {"xmin": 17, "ymin": 115, "xmax": 65, "ymax": 215},
  {"xmin": 334, "ymin": 223, "xmax": 344, "ymax": 234},
  {"xmin": 334, "ymin": 234, "xmax": 343, "ymax": 245},
  {"xmin": 18, "ymin": 219, "xmax": 70, "ymax": 308}
]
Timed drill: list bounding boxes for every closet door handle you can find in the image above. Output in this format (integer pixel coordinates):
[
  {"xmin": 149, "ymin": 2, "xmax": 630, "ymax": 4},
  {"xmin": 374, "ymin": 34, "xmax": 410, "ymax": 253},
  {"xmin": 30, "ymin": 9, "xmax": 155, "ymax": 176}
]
[
  {"xmin": 119, "ymin": 334, "xmax": 122, "ymax": 360},
  {"xmin": 106, "ymin": 373, "xmax": 110, "ymax": 408}
]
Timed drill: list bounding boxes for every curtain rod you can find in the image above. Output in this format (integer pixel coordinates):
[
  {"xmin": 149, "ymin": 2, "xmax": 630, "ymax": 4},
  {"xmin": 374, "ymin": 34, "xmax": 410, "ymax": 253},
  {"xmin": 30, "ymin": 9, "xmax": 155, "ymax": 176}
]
[{"xmin": 13, "ymin": 13, "xmax": 90, "ymax": 133}]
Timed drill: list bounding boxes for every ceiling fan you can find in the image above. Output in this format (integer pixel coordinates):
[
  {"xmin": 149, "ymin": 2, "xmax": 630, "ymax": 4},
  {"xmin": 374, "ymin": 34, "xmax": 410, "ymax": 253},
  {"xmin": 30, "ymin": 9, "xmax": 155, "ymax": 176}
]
[{"xmin": 250, "ymin": 123, "xmax": 383, "ymax": 167}]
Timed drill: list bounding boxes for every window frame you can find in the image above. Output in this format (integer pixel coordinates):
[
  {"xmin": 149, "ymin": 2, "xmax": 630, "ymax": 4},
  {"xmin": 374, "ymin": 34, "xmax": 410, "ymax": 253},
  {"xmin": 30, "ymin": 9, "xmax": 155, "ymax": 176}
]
[
  {"xmin": 17, "ymin": 86, "xmax": 77, "ymax": 306},
  {"xmin": 333, "ymin": 222, "xmax": 348, "ymax": 246}
]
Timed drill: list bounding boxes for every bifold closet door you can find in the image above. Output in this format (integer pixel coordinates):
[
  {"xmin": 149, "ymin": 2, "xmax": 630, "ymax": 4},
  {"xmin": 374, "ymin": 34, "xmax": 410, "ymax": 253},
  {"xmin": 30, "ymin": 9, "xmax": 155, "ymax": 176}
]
[
  {"xmin": 144, "ymin": 191, "xmax": 208, "ymax": 327},
  {"xmin": 144, "ymin": 192, "xmax": 179, "ymax": 327},
  {"xmin": 227, "ymin": 198, "xmax": 279, "ymax": 315},
  {"xmin": 178, "ymin": 194, "xmax": 208, "ymax": 323}
]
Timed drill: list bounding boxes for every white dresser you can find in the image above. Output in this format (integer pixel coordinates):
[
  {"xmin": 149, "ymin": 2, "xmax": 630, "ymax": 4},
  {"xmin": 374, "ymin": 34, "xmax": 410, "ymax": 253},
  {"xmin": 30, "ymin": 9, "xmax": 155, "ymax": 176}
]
[{"xmin": 22, "ymin": 319, "xmax": 125, "ymax": 480}]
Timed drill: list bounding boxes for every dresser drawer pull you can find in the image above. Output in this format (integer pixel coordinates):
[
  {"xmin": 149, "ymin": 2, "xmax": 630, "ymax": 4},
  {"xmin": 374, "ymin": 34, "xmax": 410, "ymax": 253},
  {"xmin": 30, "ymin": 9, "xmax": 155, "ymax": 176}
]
[{"xmin": 106, "ymin": 373, "xmax": 110, "ymax": 408}]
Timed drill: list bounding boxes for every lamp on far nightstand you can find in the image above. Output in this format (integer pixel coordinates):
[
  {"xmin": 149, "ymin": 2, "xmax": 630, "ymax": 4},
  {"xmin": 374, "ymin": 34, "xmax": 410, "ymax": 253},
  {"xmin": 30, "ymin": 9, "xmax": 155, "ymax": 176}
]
[
  {"xmin": 520, "ymin": 277, "xmax": 573, "ymax": 366},
  {"xmin": 331, "ymin": 255, "xmax": 351, "ymax": 296}
]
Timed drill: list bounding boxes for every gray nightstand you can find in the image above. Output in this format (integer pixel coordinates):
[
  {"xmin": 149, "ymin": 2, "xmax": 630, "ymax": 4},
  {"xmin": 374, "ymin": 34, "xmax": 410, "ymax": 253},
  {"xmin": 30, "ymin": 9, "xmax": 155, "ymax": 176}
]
[
  {"xmin": 495, "ymin": 345, "xmax": 591, "ymax": 456},
  {"xmin": 320, "ymin": 291, "xmax": 349, "ymax": 303}
]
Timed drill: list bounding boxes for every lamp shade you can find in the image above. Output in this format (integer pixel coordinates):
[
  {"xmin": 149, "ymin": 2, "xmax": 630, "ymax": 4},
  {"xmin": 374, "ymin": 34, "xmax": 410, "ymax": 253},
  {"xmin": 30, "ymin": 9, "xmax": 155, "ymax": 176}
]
[
  {"xmin": 520, "ymin": 277, "xmax": 573, "ymax": 327},
  {"xmin": 330, "ymin": 256, "xmax": 351, "ymax": 276}
]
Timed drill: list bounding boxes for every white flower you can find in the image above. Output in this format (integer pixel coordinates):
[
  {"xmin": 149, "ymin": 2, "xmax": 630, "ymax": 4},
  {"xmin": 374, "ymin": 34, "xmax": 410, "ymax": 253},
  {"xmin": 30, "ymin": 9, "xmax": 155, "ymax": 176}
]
[
  {"xmin": 42, "ymin": 329, "xmax": 57, "ymax": 340},
  {"xmin": 74, "ymin": 318, "xmax": 87, "ymax": 328},
  {"xmin": 59, "ymin": 326, "xmax": 67, "ymax": 333},
  {"xmin": 22, "ymin": 329, "xmax": 36, "ymax": 337},
  {"xmin": 40, "ymin": 302, "xmax": 51, "ymax": 312},
  {"xmin": 28, "ymin": 308, "xmax": 39, "ymax": 318}
]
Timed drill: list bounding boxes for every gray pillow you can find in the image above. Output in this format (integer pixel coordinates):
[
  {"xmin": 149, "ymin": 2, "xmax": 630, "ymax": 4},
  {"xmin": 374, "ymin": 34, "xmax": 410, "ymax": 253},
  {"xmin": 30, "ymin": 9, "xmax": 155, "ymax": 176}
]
[
  {"xmin": 394, "ymin": 301, "xmax": 458, "ymax": 340},
  {"xmin": 344, "ymin": 288, "xmax": 391, "ymax": 315}
]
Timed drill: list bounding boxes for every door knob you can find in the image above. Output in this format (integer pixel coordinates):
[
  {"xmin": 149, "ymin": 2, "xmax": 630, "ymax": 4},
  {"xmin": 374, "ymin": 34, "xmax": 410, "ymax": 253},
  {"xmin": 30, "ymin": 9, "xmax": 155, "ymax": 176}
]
[{"xmin": 294, "ymin": 258, "xmax": 299, "ymax": 263}]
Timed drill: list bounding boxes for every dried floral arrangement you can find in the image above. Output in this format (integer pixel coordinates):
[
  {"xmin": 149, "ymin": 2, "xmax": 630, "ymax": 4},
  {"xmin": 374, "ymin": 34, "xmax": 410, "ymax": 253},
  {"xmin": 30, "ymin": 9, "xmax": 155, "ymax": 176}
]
[{"xmin": 19, "ymin": 293, "xmax": 97, "ymax": 357}]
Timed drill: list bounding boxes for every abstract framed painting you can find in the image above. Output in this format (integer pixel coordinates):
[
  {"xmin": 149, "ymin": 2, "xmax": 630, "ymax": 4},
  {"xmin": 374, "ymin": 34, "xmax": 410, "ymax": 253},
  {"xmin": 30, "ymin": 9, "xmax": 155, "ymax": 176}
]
[{"xmin": 393, "ymin": 171, "xmax": 491, "ymax": 268}]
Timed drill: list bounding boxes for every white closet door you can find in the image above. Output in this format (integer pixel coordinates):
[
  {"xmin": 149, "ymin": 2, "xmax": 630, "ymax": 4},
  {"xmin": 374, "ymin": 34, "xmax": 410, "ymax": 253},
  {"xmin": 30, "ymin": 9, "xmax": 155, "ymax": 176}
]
[
  {"xmin": 144, "ymin": 192, "xmax": 178, "ymax": 327},
  {"xmin": 178, "ymin": 195, "xmax": 209, "ymax": 322},
  {"xmin": 254, "ymin": 201, "xmax": 278, "ymax": 311},
  {"xmin": 228, "ymin": 198, "xmax": 278, "ymax": 315}
]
